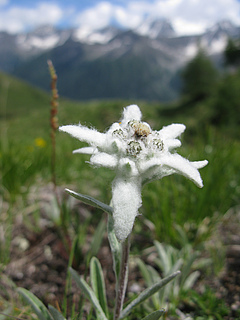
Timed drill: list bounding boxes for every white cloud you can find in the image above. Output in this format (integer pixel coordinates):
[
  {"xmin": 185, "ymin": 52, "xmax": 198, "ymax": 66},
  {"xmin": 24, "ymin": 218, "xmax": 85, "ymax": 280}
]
[
  {"xmin": 114, "ymin": 5, "xmax": 143, "ymax": 28},
  {"xmin": 156, "ymin": 0, "xmax": 240, "ymax": 34},
  {"xmin": 0, "ymin": 0, "xmax": 240, "ymax": 35},
  {"xmin": 74, "ymin": 2, "xmax": 114, "ymax": 30},
  {"xmin": 0, "ymin": 2, "xmax": 63, "ymax": 33},
  {"xmin": 74, "ymin": 0, "xmax": 240, "ymax": 35},
  {"xmin": 74, "ymin": 1, "xmax": 148, "ymax": 31}
]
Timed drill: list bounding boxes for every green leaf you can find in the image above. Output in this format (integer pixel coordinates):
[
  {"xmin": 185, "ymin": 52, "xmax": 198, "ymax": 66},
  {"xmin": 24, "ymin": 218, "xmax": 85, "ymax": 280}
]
[
  {"xmin": 182, "ymin": 270, "xmax": 200, "ymax": 291},
  {"xmin": 137, "ymin": 259, "xmax": 165, "ymax": 310},
  {"xmin": 90, "ymin": 257, "xmax": 109, "ymax": 318},
  {"xmin": 69, "ymin": 267, "xmax": 108, "ymax": 320},
  {"xmin": 119, "ymin": 271, "xmax": 181, "ymax": 320},
  {"xmin": 153, "ymin": 241, "xmax": 171, "ymax": 274},
  {"xmin": 17, "ymin": 288, "xmax": 53, "ymax": 320},
  {"xmin": 180, "ymin": 250, "xmax": 199, "ymax": 287},
  {"xmin": 65, "ymin": 188, "xmax": 113, "ymax": 215},
  {"xmin": 48, "ymin": 305, "xmax": 67, "ymax": 320},
  {"xmin": 137, "ymin": 258, "xmax": 154, "ymax": 286},
  {"xmin": 87, "ymin": 217, "xmax": 106, "ymax": 265},
  {"xmin": 142, "ymin": 309, "xmax": 165, "ymax": 320},
  {"xmin": 107, "ymin": 214, "xmax": 121, "ymax": 280}
]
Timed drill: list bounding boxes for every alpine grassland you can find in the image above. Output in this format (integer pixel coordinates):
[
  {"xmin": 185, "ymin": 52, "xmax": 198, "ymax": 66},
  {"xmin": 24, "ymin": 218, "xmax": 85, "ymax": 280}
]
[{"xmin": 1, "ymin": 67, "xmax": 240, "ymax": 319}]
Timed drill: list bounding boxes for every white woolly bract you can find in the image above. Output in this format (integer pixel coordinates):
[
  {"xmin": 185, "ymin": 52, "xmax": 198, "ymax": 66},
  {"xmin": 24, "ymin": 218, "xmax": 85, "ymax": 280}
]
[
  {"xmin": 59, "ymin": 125, "xmax": 106, "ymax": 148},
  {"xmin": 90, "ymin": 152, "xmax": 117, "ymax": 169},
  {"xmin": 112, "ymin": 177, "xmax": 142, "ymax": 242},
  {"xmin": 73, "ymin": 147, "xmax": 96, "ymax": 154},
  {"xmin": 164, "ymin": 139, "xmax": 182, "ymax": 150},
  {"xmin": 160, "ymin": 153, "xmax": 205, "ymax": 188},
  {"xmin": 121, "ymin": 104, "xmax": 142, "ymax": 127},
  {"xmin": 191, "ymin": 160, "xmax": 208, "ymax": 169},
  {"xmin": 159, "ymin": 123, "xmax": 186, "ymax": 139}
]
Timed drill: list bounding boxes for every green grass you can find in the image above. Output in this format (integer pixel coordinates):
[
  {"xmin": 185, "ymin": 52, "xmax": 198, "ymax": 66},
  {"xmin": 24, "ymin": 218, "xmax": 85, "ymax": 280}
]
[
  {"xmin": 1, "ymin": 70, "xmax": 239, "ymax": 319},
  {"xmin": 1, "ymin": 71, "xmax": 239, "ymax": 239}
]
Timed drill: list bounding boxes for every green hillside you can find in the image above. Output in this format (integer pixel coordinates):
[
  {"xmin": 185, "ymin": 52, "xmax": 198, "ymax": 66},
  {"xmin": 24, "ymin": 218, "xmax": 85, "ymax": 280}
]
[
  {"xmin": 0, "ymin": 71, "xmax": 174, "ymax": 143},
  {"xmin": 0, "ymin": 72, "xmax": 50, "ymax": 113},
  {"xmin": 0, "ymin": 72, "xmax": 51, "ymax": 141},
  {"xmin": 1, "ymin": 69, "xmax": 239, "ymax": 213},
  {"xmin": 1, "ymin": 70, "xmax": 240, "ymax": 319}
]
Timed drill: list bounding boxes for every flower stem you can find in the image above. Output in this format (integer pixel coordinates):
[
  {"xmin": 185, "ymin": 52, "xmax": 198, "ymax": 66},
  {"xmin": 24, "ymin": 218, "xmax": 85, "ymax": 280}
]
[
  {"xmin": 48, "ymin": 60, "xmax": 59, "ymax": 190},
  {"xmin": 114, "ymin": 236, "xmax": 130, "ymax": 320}
]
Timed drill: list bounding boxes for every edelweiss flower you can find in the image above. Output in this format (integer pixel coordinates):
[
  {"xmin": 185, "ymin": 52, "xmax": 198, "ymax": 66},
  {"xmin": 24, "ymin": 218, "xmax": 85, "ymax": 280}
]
[{"xmin": 60, "ymin": 105, "xmax": 208, "ymax": 242}]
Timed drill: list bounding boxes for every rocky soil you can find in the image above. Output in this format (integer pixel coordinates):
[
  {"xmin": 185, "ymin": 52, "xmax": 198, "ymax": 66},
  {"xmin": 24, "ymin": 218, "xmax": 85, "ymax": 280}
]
[{"xmin": 1, "ymin": 189, "xmax": 240, "ymax": 319}]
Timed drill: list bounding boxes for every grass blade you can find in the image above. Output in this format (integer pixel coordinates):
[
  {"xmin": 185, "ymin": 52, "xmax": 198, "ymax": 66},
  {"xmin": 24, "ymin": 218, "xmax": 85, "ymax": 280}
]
[
  {"xmin": 87, "ymin": 217, "xmax": 106, "ymax": 265},
  {"xmin": 180, "ymin": 250, "xmax": 199, "ymax": 287},
  {"xmin": 119, "ymin": 271, "xmax": 181, "ymax": 320},
  {"xmin": 65, "ymin": 188, "xmax": 113, "ymax": 215},
  {"xmin": 69, "ymin": 267, "xmax": 108, "ymax": 320},
  {"xmin": 48, "ymin": 305, "xmax": 67, "ymax": 320},
  {"xmin": 136, "ymin": 258, "xmax": 153, "ymax": 286},
  {"xmin": 17, "ymin": 288, "xmax": 53, "ymax": 320},
  {"xmin": 153, "ymin": 241, "xmax": 170, "ymax": 274},
  {"xmin": 182, "ymin": 270, "xmax": 200, "ymax": 291},
  {"xmin": 142, "ymin": 309, "xmax": 165, "ymax": 320},
  {"xmin": 90, "ymin": 257, "xmax": 109, "ymax": 318}
]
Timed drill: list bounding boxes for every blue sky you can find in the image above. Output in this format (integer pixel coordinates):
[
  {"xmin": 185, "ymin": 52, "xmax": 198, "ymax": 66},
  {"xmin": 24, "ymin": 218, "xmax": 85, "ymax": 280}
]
[{"xmin": 1, "ymin": 0, "xmax": 240, "ymax": 35}]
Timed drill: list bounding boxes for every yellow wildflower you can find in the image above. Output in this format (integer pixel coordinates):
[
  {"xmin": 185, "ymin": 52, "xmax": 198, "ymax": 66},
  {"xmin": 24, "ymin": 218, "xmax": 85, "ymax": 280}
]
[{"xmin": 34, "ymin": 137, "xmax": 46, "ymax": 148}]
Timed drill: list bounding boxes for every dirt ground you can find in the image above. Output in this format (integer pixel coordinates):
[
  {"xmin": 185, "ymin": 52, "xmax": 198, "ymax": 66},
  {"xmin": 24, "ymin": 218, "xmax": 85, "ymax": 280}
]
[
  {"xmin": 1, "ymin": 189, "xmax": 240, "ymax": 319},
  {"xmin": 213, "ymin": 206, "xmax": 240, "ymax": 318}
]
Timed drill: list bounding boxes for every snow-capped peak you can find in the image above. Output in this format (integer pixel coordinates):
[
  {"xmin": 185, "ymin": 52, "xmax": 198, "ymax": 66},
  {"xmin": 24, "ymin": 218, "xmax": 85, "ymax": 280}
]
[
  {"xmin": 16, "ymin": 25, "xmax": 71, "ymax": 52},
  {"xmin": 206, "ymin": 20, "xmax": 237, "ymax": 35},
  {"xmin": 135, "ymin": 17, "xmax": 176, "ymax": 39},
  {"xmin": 201, "ymin": 20, "xmax": 238, "ymax": 55},
  {"xmin": 73, "ymin": 26, "xmax": 120, "ymax": 44}
]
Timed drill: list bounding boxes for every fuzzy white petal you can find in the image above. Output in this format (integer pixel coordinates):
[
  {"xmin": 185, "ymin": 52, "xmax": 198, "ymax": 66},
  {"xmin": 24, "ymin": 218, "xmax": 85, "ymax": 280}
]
[
  {"xmin": 139, "ymin": 158, "xmax": 160, "ymax": 173},
  {"xmin": 90, "ymin": 153, "xmax": 117, "ymax": 169},
  {"xmin": 73, "ymin": 147, "xmax": 96, "ymax": 154},
  {"xmin": 59, "ymin": 125, "xmax": 106, "ymax": 148},
  {"xmin": 112, "ymin": 177, "xmax": 142, "ymax": 242},
  {"xmin": 160, "ymin": 154, "xmax": 205, "ymax": 187},
  {"xmin": 139, "ymin": 158, "xmax": 174, "ymax": 183},
  {"xmin": 164, "ymin": 139, "xmax": 182, "ymax": 150},
  {"xmin": 121, "ymin": 104, "xmax": 142, "ymax": 126},
  {"xmin": 191, "ymin": 160, "xmax": 208, "ymax": 169},
  {"xmin": 159, "ymin": 124, "xmax": 186, "ymax": 140},
  {"xmin": 107, "ymin": 122, "xmax": 122, "ymax": 133}
]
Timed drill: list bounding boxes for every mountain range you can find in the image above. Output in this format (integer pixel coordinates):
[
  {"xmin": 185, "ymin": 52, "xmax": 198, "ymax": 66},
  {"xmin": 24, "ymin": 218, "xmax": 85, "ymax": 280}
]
[{"xmin": 0, "ymin": 19, "xmax": 239, "ymax": 101}]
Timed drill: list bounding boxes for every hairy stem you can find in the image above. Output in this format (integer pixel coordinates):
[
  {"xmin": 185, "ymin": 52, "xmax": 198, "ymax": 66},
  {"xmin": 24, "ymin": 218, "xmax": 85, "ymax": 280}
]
[{"xmin": 114, "ymin": 236, "xmax": 130, "ymax": 320}]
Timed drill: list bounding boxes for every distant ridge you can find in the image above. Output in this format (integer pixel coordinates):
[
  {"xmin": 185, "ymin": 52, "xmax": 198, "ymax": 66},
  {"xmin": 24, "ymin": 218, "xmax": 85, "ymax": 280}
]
[{"xmin": 0, "ymin": 19, "xmax": 239, "ymax": 101}]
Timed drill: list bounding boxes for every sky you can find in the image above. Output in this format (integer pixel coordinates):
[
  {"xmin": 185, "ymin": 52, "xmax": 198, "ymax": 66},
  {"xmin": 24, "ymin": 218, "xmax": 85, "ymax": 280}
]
[{"xmin": 0, "ymin": 0, "xmax": 240, "ymax": 36}]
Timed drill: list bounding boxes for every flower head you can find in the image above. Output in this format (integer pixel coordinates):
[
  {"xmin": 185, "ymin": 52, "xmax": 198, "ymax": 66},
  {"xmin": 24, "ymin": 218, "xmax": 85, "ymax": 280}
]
[
  {"xmin": 34, "ymin": 137, "xmax": 46, "ymax": 148},
  {"xmin": 60, "ymin": 105, "xmax": 208, "ymax": 242}
]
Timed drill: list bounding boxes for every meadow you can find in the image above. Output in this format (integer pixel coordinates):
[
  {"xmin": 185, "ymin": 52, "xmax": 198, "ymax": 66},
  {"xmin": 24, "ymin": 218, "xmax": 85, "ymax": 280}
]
[{"xmin": 0, "ymin": 71, "xmax": 240, "ymax": 319}]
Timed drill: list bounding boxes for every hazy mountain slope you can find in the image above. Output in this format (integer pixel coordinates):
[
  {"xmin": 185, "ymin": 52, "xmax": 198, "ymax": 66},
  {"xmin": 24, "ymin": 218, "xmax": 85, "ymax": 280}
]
[{"xmin": 0, "ymin": 19, "xmax": 239, "ymax": 101}]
